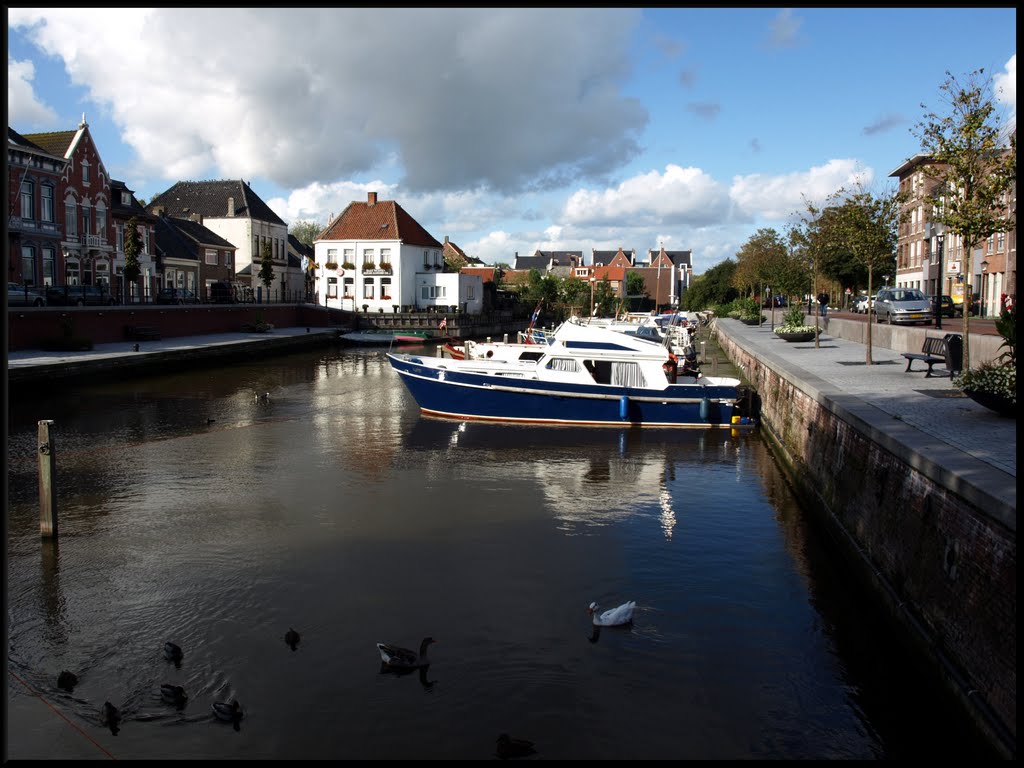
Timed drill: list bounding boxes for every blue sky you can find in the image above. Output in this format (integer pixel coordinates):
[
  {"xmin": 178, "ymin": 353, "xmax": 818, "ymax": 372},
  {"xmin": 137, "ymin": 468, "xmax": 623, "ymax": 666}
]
[{"xmin": 8, "ymin": 8, "xmax": 1016, "ymax": 273}]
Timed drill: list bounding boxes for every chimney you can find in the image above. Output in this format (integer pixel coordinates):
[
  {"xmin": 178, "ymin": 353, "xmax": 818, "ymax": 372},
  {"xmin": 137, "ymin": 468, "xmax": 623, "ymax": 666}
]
[
  {"xmin": 190, "ymin": 212, "xmax": 203, "ymax": 224},
  {"xmin": 367, "ymin": 191, "xmax": 377, "ymax": 207},
  {"xmin": 227, "ymin": 197, "xmax": 235, "ymax": 217},
  {"xmin": 153, "ymin": 205, "xmax": 166, "ymax": 217},
  {"xmin": 444, "ymin": 235, "xmax": 450, "ymax": 246}
]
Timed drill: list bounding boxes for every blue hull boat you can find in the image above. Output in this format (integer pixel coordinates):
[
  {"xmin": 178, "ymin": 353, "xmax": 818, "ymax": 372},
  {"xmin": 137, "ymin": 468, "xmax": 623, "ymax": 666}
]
[{"xmin": 387, "ymin": 319, "xmax": 748, "ymax": 428}]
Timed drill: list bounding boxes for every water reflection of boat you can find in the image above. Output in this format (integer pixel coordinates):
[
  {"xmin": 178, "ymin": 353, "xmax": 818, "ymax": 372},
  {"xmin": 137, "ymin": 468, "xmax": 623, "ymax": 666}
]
[
  {"xmin": 341, "ymin": 330, "xmax": 432, "ymax": 345},
  {"xmin": 388, "ymin": 319, "xmax": 747, "ymax": 428}
]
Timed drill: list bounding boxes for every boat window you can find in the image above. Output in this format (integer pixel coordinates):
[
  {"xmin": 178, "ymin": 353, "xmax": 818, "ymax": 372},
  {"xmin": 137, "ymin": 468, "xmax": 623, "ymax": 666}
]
[
  {"xmin": 611, "ymin": 362, "xmax": 645, "ymax": 388},
  {"xmin": 546, "ymin": 358, "xmax": 579, "ymax": 373}
]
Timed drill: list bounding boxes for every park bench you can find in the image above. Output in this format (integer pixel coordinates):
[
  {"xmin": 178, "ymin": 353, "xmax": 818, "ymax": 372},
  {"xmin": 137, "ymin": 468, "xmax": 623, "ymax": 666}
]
[
  {"xmin": 901, "ymin": 334, "xmax": 962, "ymax": 377},
  {"xmin": 124, "ymin": 324, "xmax": 162, "ymax": 341}
]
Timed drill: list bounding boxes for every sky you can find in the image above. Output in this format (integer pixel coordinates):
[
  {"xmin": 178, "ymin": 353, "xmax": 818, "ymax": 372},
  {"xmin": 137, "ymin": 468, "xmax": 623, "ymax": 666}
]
[{"xmin": 7, "ymin": 7, "xmax": 1017, "ymax": 274}]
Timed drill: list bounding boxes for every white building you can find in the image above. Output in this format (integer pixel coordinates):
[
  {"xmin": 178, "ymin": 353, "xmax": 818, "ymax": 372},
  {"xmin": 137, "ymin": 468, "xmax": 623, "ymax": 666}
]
[{"xmin": 314, "ymin": 191, "xmax": 483, "ymax": 313}]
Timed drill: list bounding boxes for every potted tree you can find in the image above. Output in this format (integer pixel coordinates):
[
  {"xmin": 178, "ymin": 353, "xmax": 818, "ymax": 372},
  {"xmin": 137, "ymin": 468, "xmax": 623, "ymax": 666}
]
[{"xmin": 773, "ymin": 305, "xmax": 820, "ymax": 342}]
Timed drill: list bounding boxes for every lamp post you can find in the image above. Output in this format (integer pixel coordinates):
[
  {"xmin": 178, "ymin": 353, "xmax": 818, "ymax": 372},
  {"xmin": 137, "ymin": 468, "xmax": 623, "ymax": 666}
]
[{"xmin": 934, "ymin": 228, "xmax": 945, "ymax": 330}]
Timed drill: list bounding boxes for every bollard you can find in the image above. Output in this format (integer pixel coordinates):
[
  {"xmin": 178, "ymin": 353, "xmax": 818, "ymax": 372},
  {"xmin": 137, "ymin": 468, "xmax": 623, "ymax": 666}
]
[
  {"xmin": 700, "ymin": 341, "xmax": 706, "ymax": 363},
  {"xmin": 38, "ymin": 420, "xmax": 58, "ymax": 538},
  {"xmin": 503, "ymin": 333, "xmax": 509, "ymax": 343}
]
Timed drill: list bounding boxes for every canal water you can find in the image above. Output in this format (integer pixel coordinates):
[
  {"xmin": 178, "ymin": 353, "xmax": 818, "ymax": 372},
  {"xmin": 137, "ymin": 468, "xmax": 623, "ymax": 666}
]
[{"xmin": 6, "ymin": 343, "xmax": 994, "ymax": 760}]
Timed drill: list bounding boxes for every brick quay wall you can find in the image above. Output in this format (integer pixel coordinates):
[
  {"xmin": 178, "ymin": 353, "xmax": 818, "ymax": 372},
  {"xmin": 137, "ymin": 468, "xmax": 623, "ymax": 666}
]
[{"xmin": 715, "ymin": 321, "xmax": 1015, "ymax": 760}]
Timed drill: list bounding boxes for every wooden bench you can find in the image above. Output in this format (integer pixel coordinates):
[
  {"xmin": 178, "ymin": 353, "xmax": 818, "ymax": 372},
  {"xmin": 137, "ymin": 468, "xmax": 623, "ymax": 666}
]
[
  {"xmin": 125, "ymin": 324, "xmax": 162, "ymax": 341},
  {"xmin": 901, "ymin": 336, "xmax": 955, "ymax": 377}
]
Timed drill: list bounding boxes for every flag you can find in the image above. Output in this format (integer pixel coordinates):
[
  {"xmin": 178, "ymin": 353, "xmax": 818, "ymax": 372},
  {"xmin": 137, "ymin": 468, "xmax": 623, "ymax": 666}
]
[
  {"xmin": 439, "ymin": 317, "xmax": 447, "ymax": 331},
  {"xmin": 531, "ymin": 308, "xmax": 540, "ymax": 324},
  {"xmin": 301, "ymin": 255, "xmax": 309, "ymax": 272}
]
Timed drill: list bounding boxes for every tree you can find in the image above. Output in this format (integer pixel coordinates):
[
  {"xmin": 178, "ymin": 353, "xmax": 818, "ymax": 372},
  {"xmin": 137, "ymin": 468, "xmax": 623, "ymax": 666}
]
[
  {"xmin": 625, "ymin": 271, "xmax": 647, "ymax": 310},
  {"xmin": 289, "ymin": 220, "xmax": 322, "ymax": 248},
  {"xmin": 682, "ymin": 259, "xmax": 738, "ymax": 310},
  {"xmin": 123, "ymin": 216, "xmax": 142, "ymax": 301},
  {"xmin": 802, "ymin": 187, "xmax": 904, "ymax": 361},
  {"xmin": 913, "ymin": 68, "xmax": 1016, "ymax": 371},
  {"xmin": 258, "ymin": 241, "xmax": 275, "ymax": 291},
  {"xmin": 732, "ymin": 228, "xmax": 789, "ymax": 315}
]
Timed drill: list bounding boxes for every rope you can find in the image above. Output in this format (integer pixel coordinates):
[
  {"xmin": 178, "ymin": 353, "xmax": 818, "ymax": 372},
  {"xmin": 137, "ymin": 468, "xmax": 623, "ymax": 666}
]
[{"xmin": 8, "ymin": 668, "xmax": 118, "ymax": 760}]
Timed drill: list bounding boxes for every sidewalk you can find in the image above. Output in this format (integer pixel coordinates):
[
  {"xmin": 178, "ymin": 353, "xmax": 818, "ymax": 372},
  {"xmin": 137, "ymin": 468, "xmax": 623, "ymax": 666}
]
[{"xmin": 716, "ymin": 317, "xmax": 1015, "ymax": 516}]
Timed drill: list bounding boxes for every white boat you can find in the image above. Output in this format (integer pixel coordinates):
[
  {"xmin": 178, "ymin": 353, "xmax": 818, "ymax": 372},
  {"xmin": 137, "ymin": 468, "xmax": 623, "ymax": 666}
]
[
  {"xmin": 387, "ymin": 318, "xmax": 750, "ymax": 428},
  {"xmin": 340, "ymin": 329, "xmax": 432, "ymax": 345}
]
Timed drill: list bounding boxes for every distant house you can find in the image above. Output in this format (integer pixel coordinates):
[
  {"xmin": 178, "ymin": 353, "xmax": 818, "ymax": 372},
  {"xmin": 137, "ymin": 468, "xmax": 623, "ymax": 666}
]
[
  {"xmin": 8, "ymin": 127, "xmax": 67, "ymax": 287},
  {"xmin": 442, "ymin": 235, "xmax": 484, "ymax": 269},
  {"xmin": 147, "ymin": 179, "xmax": 299, "ymax": 299},
  {"xmin": 110, "ymin": 179, "xmax": 159, "ymax": 301},
  {"xmin": 591, "ymin": 247, "xmax": 635, "ymax": 269},
  {"xmin": 314, "ymin": 191, "xmax": 482, "ymax": 313},
  {"xmin": 288, "ymin": 234, "xmax": 315, "ymax": 300},
  {"xmin": 153, "ymin": 212, "xmax": 238, "ymax": 297},
  {"xmin": 643, "ymin": 246, "xmax": 693, "ymax": 308},
  {"xmin": 512, "ymin": 250, "xmax": 583, "ymax": 273},
  {"xmin": 22, "ymin": 116, "xmax": 121, "ymax": 290}
]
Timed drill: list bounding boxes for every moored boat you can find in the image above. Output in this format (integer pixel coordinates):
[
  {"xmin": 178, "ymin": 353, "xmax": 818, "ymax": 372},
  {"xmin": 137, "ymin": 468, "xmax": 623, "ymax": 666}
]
[
  {"xmin": 387, "ymin": 318, "xmax": 749, "ymax": 428},
  {"xmin": 340, "ymin": 329, "xmax": 432, "ymax": 345}
]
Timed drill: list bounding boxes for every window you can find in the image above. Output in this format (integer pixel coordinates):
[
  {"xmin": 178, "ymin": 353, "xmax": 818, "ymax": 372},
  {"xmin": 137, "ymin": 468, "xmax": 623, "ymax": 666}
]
[
  {"xmin": 380, "ymin": 248, "xmax": 391, "ymax": 266},
  {"xmin": 41, "ymin": 185, "xmax": 54, "ymax": 222},
  {"xmin": 81, "ymin": 204, "xmax": 91, "ymax": 236},
  {"xmin": 225, "ymin": 251, "xmax": 232, "ymax": 268},
  {"xmin": 22, "ymin": 246, "xmax": 36, "ymax": 284},
  {"xmin": 253, "ymin": 235, "xmax": 259, "ymax": 257},
  {"xmin": 987, "ymin": 235, "xmax": 995, "ymax": 253},
  {"xmin": 423, "ymin": 249, "xmax": 430, "ymax": 267},
  {"xmin": 327, "ymin": 276, "xmax": 338, "ymax": 299},
  {"xmin": 363, "ymin": 279, "xmax": 375, "ymax": 299},
  {"xmin": 997, "ymin": 232, "xmax": 1006, "ymax": 252},
  {"xmin": 467, "ymin": 285, "xmax": 475, "ymax": 300},
  {"xmin": 66, "ymin": 261, "xmax": 80, "ymax": 286},
  {"xmin": 343, "ymin": 248, "xmax": 354, "ymax": 264},
  {"xmin": 143, "ymin": 228, "xmax": 150, "ymax": 254},
  {"xmin": 327, "ymin": 248, "xmax": 338, "ymax": 264},
  {"xmin": 43, "ymin": 247, "xmax": 56, "ymax": 285},
  {"xmin": 66, "ymin": 202, "xmax": 77, "ymax": 236},
  {"xmin": 116, "ymin": 223, "xmax": 124, "ymax": 252},
  {"xmin": 21, "ymin": 181, "xmax": 34, "ymax": 219},
  {"xmin": 96, "ymin": 262, "xmax": 109, "ymax": 285},
  {"xmin": 381, "ymin": 277, "xmax": 392, "ymax": 299},
  {"xmin": 82, "ymin": 162, "xmax": 90, "ymax": 185},
  {"xmin": 363, "ymin": 248, "xmax": 375, "ymax": 266},
  {"xmin": 205, "ymin": 249, "xmax": 218, "ymax": 265},
  {"xmin": 420, "ymin": 285, "xmax": 447, "ymax": 299},
  {"xmin": 96, "ymin": 204, "xmax": 106, "ymax": 242},
  {"xmin": 343, "ymin": 277, "xmax": 354, "ymax": 296},
  {"xmin": 121, "ymin": 191, "xmax": 132, "ymax": 205}
]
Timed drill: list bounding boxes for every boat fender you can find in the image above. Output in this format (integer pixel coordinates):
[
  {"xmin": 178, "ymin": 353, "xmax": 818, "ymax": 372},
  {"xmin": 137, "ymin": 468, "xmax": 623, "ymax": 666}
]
[
  {"xmin": 619, "ymin": 395, "xmax": 629, "ymax": 421},
  {"xmin": 699, "ymin": 396, "xmax": 711, "ymax": 422}
]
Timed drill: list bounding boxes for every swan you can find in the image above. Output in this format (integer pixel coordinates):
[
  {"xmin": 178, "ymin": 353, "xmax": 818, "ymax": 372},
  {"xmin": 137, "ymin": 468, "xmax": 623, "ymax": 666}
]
[
  {"xmin": 588, "ymin": 600, "xmax": 636, "ymax": 626},
  {"xmin": 284, "ymin": 628, "xmax": 301, "ymax": 651},
  {"xmin": 212, "ymin": 700, "xmax": 243, "ymax": 723},
  {"xmin": 57, "ymin": 670, "xmax": 78, "ymax": 691},
  {"xmin": 164, "ymin": 642, "xmax": 183, "ymax": 665},
  {"xmin": 496, "ymin": 733, "xmax": 536, "ymax": 759},
  {"xmin": 160, "ymin": 684, "xmax": 188, "ymax": 708},
  {"xmin": 377, "ymin": 637, "xmax": 435, "ymax": 670}
]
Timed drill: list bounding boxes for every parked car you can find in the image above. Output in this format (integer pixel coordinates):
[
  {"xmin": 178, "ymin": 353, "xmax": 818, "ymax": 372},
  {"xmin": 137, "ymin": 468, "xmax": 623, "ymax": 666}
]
[
  {"xmin": 209, "ymin": 281, "xmax": 237, "ymax": 304},
  {"xmin": 873, "ymin": 287, "xmax": 932, "ymax": 325},
  {"xmin": 8, "ymin": 282, "xmax": 47, "ymax": 307},
  {"xmin": 156, "ymin": 287, "xmax": 200, "ymax": 305},
  {"xmin": 45, "ymin": 284, "xmax": 117, "ymax": 306},
  {"xmin": 928, "ymin": 294, "xmax": 956, "ymax": 318},
  {"xmin": 851, "ymin": 295, "xmax": 875, "ymax": 314}
]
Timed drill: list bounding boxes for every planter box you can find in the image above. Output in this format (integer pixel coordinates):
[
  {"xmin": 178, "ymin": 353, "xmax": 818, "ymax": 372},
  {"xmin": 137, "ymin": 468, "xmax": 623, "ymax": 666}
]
[
  {"xmin": 963, "ymin": 389, "xmax": 1016, "ymax": 418},
  {"xmin": 775, "ymin": 331, "xmax": 816, "ymax": 342}
]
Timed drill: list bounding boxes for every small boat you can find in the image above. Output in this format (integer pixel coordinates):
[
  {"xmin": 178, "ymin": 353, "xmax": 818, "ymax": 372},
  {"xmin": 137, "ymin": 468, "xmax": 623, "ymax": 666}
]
[
  {"xmin": 340, "ymin": 329, "xmax": 431, "ymax": 345},
  {"xmin": 387, "ymin": 318, "xmax": 747, "ymax": 428}
]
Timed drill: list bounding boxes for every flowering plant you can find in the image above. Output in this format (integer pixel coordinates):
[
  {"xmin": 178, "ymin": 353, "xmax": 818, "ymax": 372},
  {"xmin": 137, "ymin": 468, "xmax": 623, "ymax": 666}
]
[
  {"xmin": 774, "ymin": 306, "xmax": 819, "ymax": 335},
  {"xmin": 952, "ymin": 297, "xmax": 1016, "ymax": 404}
]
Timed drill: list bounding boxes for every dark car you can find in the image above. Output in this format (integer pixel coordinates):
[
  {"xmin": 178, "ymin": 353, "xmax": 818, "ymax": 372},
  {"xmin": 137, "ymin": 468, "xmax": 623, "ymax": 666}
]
[
  {"xmin": 928, "ymin": 294, "xmax": 956, "ymax": 318},
  {"xmin": 45, "ymin": 284, "xmax": 117, "ymax": 306},
  {"xmin": 8, "ymin": 282, "xmax": 47, "ymax": 307},
  {"xmin": 209, "ymin": 281, "xmax": 237, "ymax": 304},
  {"xmin": 156, "ymin": 287, "xmax": 200, "ymax": 305}
]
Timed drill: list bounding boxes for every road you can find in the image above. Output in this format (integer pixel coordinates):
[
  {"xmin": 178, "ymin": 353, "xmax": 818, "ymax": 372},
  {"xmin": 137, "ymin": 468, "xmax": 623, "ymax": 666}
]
[{"xmin": 796, "ymin": 307, "xmax": 1001, "ymax": 336}]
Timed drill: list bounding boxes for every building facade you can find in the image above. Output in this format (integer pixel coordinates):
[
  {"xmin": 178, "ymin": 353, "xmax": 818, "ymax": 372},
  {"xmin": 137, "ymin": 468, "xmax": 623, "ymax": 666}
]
[{"xmin": 7, "ymin": 127, "xmax": 66, "ymax": 287}]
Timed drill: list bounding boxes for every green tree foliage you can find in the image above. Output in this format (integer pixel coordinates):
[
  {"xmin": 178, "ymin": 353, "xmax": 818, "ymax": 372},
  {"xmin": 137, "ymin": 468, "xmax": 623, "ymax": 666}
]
[
  {"xmin": 122, "ymin": 216, "xmax": 142, "ymax": 295},
  {"xmin": 682, "ymin": 259, "xmax": 738, "ymax": 311},
  {"xmin": 625, "ymin": 271, "xmax": 647, "ymax": 310},
  {"xmin": 732, "ymin": 228, "xmax": 791, "ymax": 304},
  {"xmin": 559, "ymin": 276, "xmax": 591, "ymax": 317},
  {"xmin": 913, "ymin": 67, "xmax": 1016, "ymax": 371},
  {"xmin": 258, "ymin": 241, "xmax": 275, "ymax": 289},
  {"xmin": 289, "ymin": 220, "xmax": 323, "ymax": 247}
]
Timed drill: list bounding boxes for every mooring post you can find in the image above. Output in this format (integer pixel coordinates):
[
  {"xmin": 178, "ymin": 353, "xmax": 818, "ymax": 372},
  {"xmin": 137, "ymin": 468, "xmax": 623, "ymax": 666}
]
[
  {"xmin": 38, "ymin": 420, "xmax": 58, "ymax": 538},
  {"xmin": 700, "ymin": 341, "xmax": 706, "ymax": 363}
]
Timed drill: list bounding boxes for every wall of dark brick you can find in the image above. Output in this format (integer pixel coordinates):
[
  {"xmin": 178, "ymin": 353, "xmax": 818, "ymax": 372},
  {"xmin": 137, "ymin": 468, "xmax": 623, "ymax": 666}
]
[{"xmin": 717, "ymin": 326, "xmax": 1016, "ymax": 759}]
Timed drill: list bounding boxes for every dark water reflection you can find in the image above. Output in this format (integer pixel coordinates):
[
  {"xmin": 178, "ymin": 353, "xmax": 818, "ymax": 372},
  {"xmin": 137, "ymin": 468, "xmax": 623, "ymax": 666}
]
[{"xmin": 6, "ymin": 345, "xmax": 994, "ymax": 759}]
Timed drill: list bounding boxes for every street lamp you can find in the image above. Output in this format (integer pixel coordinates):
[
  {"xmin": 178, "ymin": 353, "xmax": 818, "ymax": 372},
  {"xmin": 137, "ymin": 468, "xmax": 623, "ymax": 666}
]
[{"xmin": 934, "ymin": 226, "xmax": 945, "ymax": 329}]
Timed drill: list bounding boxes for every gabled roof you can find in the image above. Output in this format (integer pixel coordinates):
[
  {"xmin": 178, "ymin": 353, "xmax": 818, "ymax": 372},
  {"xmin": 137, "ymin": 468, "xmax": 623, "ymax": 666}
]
[
  {"xmin": 147, "ymin": 180, "xmax": 287, "ymax": 227},
  {"xmin": 460, "ymin": 266, "xmax": 498, "ymax": 283},
  {"xmin": 288, "ymin": 233, "xmax": 313, "ymax": 258},
  {"xmin": 19, "ymin": 129, "xmax": 78, "ymax": 158},
  {"xmin": 592, "ymin": 249, "xmax": 635, "ymax": 266},
  {"xmin": 154, "ymin": 215, "xmax": 236, "ymax": 263},
  {"xmin": 317, "ymin": 192, "xmax": 442, "ymax": 248},
  {"xmin": 512, "ymin": 254, "xmax": 549, "ymax": 271},
  {"xmin": 646, "ymin": 248, "xmax": 692, "ymax": 268},
  {"xmin": 110, "ymin": 179, "xmax": 151, "ymax": 218}
]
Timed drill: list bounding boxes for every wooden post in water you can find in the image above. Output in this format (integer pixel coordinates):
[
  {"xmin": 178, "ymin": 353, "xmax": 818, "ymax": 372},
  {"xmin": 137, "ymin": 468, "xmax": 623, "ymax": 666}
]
[{"xmin": 38, "ymin": 420, "xmax": 58, "ymax": 538}]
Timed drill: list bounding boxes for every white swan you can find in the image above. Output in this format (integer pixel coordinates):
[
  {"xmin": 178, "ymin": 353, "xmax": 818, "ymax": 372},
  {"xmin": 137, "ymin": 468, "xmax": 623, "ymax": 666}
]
[{"xmin": 588, "ymin": 600, "xmax": 636, "ymax": 626}]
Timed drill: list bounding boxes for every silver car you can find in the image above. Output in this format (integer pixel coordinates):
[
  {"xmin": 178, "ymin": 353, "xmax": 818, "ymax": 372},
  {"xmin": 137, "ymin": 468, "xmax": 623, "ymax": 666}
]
[
  {"xmin": 874, "ymin": 287, "xmax": 932, "ymax": 325},
  {"xmin": 8, "ymin": 282, "xmax": 47, "ymax": 307}
]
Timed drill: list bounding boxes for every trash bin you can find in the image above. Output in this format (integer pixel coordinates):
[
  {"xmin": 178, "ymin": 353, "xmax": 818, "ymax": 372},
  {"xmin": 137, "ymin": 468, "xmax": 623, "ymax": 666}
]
[{"xmin": 943, "ymin": 333, "xmax": 963, "ymax": 374}]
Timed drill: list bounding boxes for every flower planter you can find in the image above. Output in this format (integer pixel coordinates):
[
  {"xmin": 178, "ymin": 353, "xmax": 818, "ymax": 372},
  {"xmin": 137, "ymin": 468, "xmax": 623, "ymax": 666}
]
[
  {"xmin": 962, "ymin": 389, "xmax": 1016, "ymax": 418},
  {"xmin": 740, "ymin": 317, "xmax": 762, "ymax": 325},
  {"xmin": 775, "ymin": 331, "xmax": 816, "ymax": 342}
]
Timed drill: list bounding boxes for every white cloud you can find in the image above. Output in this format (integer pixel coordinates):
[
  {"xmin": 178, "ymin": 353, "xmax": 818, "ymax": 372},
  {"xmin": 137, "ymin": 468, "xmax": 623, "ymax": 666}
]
[
  {"xmin": 993, "ymin": 54, "xmax": 1016, "ymax": 131},
  {"xmin": 7, "ymin": 57, "xmax": 57, "ymax": 126},
  {"xmin": 729, "ymin": 159, "xmax": 874, "ymax": 221},
  {"xmin": 9, "ymin": 8, "xmax": 647, "ymax": 196}
]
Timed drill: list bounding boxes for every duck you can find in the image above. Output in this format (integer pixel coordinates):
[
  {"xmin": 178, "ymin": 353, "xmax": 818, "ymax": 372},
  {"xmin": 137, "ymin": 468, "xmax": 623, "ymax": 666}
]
[
  {"xmin": 376, "ymin": 637, "xmax": 435, "ymax": 670},
  {"xmin": 496, "ymin": 733, "xmax": 536, "ymax": 760},
  {"xmin": 163, "ymin": 641, "xmax": 184, "ymax": 665},
  {"xmin": 284, "ymin": 627, "xmax": 301, "ymax": 651},
  {"xmin": 212, "ymin": 699, "xmax": 243, "ymax": 723},
  {"xmin": 587, "ymin": 600, "xmax": 636, "ymax": 627},
  {"xmin": 57, "ymin": 670, "xmax": 78, "ymax": 691},
  {"xmin": 102, "ymin": 702, "xmax": 121, "ymax": 735},
  {"xmin": 160, "ymin": 684, "xmax": 188, "ymax": 708}
]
